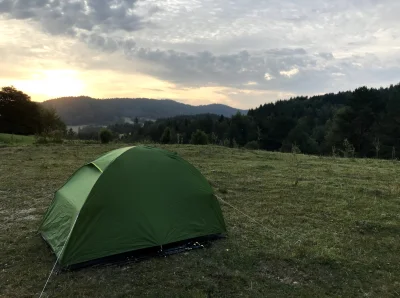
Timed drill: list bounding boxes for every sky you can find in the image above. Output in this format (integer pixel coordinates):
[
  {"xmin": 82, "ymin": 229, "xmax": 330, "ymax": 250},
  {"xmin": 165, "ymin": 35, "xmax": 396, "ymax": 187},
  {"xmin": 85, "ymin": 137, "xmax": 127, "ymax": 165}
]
[{"xmin": 1, "ymin": 0, "xmax": 400, "ymax": 109}]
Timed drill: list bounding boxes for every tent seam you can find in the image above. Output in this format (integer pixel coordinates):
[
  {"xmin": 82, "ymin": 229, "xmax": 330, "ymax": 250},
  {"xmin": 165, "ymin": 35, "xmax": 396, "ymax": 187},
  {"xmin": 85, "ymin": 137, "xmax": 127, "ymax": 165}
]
[
  {"xmin": 90, "ymin": 162, "xmax": 103, "ymax": 173},
  {"xmin": 89, "ymin": 146, "xmax": 135, "ymax": 173}
]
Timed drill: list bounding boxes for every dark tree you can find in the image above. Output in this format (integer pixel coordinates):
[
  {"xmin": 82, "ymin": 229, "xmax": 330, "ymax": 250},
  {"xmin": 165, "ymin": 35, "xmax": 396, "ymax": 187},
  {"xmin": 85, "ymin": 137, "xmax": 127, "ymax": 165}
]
[
  {"xmin": 66, "ymin": 128, "xmax": 76, "ymax": 139},
  {"xmin": 160, "ymin": 127, "xmax": 171, "ymax": 144},
  {"xmin": 190, "ymin": 129, "xmax": 208, "ymax": 145},
  {"xmin": 0, "ymin": 86, "xmax": 66, "ymax": 135},
  {"xmin": 99, "ymin": 128, "xmax": 113, "ymax": 144},
  {"xmin": 0, "ymin": 86, "xmax": 41, "ymax": 135}
]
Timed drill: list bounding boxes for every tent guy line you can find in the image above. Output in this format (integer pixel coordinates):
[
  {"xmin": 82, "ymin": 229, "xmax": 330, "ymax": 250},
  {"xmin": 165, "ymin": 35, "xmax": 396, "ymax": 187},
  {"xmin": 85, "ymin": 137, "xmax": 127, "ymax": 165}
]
[
  {"xmin": 215, "ymin": 195, "xmax": 277, "ymax": 238},
  {"xmin": 39, "ymin": 213, "xmax": 80, "ymax": 298}
]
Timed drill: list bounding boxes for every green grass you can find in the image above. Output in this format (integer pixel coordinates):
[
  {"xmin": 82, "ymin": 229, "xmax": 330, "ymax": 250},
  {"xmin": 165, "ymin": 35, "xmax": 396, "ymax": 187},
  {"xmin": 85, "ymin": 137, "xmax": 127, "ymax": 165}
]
[
  {"xmin": 0, "ymin": 133, "xmax": 35, "ymax": 146},
  {"xmin": 1, "ymin": 144, "xmax": 400, "ymax": 297}
]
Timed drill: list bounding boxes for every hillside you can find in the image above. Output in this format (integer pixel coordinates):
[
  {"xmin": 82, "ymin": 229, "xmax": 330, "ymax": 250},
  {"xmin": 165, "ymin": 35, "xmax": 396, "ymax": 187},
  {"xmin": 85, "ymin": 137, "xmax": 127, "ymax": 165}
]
[
  {"xmin": 42, "ymin": 96, "xmax": 247, "ymax": 125},
  {"xmin": 72, "ymin": 83, "xmax": 400, "ymax": 159},
  {"xmin": 1, "ymin": 144, "xmax": 399, "ymax": 297}
]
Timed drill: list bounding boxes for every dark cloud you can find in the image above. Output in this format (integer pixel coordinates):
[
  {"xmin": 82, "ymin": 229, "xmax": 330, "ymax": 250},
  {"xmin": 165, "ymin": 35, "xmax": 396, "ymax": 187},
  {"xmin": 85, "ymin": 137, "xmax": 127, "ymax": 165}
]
[
  {"xmin": 0, "ymin": 0, "xmax": 12, "ymax": 12},
  {"xmin": 79, "ymin": 33, "xmax": 119, "ymax": 52},
  {"xmin": 319, "ymin": 52, "xmax": 334, "ymax": 60},
  {"xmin": 0, "ymin": 0, "xmax": 144, "ymax": 35},
  {"xmin": 131, "ymin": 47, "xmax": 324, "ymax": 92},
  {"xmin": 129, "ymin": 45, "xmax": 400, "ymax": 95}
]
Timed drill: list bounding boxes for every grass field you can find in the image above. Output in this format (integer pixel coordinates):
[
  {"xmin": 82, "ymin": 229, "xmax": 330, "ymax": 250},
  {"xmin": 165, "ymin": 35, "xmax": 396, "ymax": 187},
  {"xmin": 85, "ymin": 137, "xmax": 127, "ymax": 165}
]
[
  {"xmin": 0, "ymin": 133, "xmax": 35, "ymax": 146},
  {"xmin": 1, "ymin": 144, "xmax": 400, "ymax": 297}
]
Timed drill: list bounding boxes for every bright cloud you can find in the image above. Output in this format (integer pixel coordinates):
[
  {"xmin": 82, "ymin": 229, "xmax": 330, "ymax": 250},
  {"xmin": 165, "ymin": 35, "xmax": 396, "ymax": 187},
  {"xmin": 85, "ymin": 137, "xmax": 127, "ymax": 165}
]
[
  {"xmin": 264, "ymin": 73, "xmax": 274, "ymax": 81},
  {"xmin": 280, "ymin": 68, "xmax": 300, "ymax": 78}
]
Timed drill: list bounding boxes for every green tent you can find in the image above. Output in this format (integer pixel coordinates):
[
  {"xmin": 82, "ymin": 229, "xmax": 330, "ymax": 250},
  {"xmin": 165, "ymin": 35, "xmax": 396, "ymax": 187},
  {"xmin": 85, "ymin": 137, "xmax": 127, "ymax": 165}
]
[{"xmin": 39, "ymin": 145, "xmax": 226, "ymax": 268}]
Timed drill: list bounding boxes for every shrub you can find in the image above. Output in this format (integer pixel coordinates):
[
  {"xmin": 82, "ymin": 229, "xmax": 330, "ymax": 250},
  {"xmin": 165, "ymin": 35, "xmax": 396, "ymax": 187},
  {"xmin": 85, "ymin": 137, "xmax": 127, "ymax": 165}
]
[
  {"xmin": 49, "ymin": 130, "xmax": 64, "ymax": 143},
  {"xmin": 190, "ymin": 129, "xmax": 208, "ymax": 145},
  {"xmin": 140, "ymin": 139, "xmax": 156, "ymax": 145},
  {"xmin": 66, "ymin": 128, "xmax": 76, "ymax": 140},
  {"xmin": 34, "ymin": 130, "xmax": 64, "ymax": 144},
  {"xmin": 245, "ymin": 141, "xmax": 259, "ymax": 150},
  {"xmin": 99, "ymin": 128, "xmax": 113, "ymax": 144},
  {"xmin": 34, "ymin": 134, "xmax": 48, "ymax": 144},
  {"xmin": 210, "ymin": 132, "xmax": 218, "ymax": 144}
]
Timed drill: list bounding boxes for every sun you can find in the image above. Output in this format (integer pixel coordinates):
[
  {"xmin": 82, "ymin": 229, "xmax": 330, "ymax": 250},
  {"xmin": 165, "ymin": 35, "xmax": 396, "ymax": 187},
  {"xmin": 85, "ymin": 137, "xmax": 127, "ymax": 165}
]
[
  {"xmin": 13, "ymin": 69, "xmax": 85, "ymax": 100},
  {"xmin": 41, "ymin": 70, "xmax": 85, "ymax": 98}
]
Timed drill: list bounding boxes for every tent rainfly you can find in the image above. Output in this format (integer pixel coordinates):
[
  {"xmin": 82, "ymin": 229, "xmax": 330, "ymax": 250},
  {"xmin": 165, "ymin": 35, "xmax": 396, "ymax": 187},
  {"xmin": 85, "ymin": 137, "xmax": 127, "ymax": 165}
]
[{"xmin": 39, "ymin": 145, "xmax": 227, "ymax": 268}]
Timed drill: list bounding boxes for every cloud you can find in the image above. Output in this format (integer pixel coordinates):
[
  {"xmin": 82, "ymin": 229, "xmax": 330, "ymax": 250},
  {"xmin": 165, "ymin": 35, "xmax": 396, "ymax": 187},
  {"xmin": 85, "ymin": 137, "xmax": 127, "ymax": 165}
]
[
  {"xmin": 1, "ymin": 0, "xmax": 400, "ymax": 107},
  {"xmin": 129, "ymin": 47, "xmax": 320, "ymax": 91},
  {"xmin": 280, "ymin": 68, "xmax": 300, "ymax": 78},
  {"xmin": 332, "ymin": 72, "xmax": 346, "ymax": 77},
  {"xmin": 264, "ymin": 73, "xmax": 274, "ymax": 81},
  {"xmin": 0, "ymin": 0, "xmax": 146, "ymax": 36}
]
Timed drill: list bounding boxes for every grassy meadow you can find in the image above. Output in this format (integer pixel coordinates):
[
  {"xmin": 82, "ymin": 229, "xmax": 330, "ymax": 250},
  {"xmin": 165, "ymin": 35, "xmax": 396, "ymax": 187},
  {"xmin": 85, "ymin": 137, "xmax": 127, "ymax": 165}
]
[
  {"xmin": 1, "ymin": 143, "xmax": 399, "ymax": 297},
  {"xmin": 0, "ymin": 133, "xmax": 35, "ymax": 146}
]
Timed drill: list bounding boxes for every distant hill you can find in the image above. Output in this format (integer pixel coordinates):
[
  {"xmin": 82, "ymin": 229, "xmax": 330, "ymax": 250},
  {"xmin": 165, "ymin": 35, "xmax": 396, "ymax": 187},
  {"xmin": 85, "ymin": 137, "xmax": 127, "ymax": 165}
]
[{"xmin": 42, "ymin": 96, "xmax": 247, "ymax": 125}]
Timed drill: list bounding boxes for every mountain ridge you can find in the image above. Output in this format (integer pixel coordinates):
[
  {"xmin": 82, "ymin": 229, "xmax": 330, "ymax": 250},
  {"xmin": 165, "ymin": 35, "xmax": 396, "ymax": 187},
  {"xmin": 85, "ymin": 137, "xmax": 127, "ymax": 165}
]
[{"xmin": 42, "ymin": 96, "xmax": 247, "ymax": 125}]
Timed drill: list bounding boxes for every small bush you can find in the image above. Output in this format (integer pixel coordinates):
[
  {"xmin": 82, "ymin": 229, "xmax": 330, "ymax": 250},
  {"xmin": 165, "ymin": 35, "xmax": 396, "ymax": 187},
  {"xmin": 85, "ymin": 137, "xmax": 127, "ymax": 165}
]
[
  {"xmin": 245, "ymin": 141, "xmax": 259, "ymax": 150},
  {"xmin": 291, "ymin": 143, "xmax": 301, "ymax": 155},
  {"xmin": 99, "ymin": 128, "xmax": 113, "ymax": 144},
  {"xmin": 49, "ymin": 130, "xmax": 64, "ymax": 143},
  {"xmin": 140, "ymin": 139, "xmax": 157, "ymax": 145},
  {"xmin": 34, "ymin": 130, "xmax": 64, "ymax": 144},
  {"xmin": 34, "ymin": 134, "xmax": 48, "ymax": 144},
  {"xmin": 66, "ymin": 128, "xmax": 76, "ymax": 140},
  {"xmin": 190, "ymin": 129, "xmax": 208, "ymax": 145}
]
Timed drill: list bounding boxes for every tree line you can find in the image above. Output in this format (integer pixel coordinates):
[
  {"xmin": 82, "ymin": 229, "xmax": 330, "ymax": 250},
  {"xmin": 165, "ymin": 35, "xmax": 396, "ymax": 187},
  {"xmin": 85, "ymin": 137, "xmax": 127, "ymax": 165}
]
[
  {"xmin": 3, "ymin": 83, "xmax": 400, "ymax": 160},
  {"xmin": 100, "ymin": 83, "xmax": 400, "ymax": 159},
  {"xmin": 0, "ymin": 86, "xmax": 66, "ymax": 135}
]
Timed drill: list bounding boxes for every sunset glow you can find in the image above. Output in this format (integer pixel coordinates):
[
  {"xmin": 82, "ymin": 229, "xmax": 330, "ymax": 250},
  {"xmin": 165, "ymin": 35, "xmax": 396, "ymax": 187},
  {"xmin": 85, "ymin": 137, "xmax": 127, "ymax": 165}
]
[{"xmin": 13, "ymin": 70, "xmax": 85, "ymax": 99}]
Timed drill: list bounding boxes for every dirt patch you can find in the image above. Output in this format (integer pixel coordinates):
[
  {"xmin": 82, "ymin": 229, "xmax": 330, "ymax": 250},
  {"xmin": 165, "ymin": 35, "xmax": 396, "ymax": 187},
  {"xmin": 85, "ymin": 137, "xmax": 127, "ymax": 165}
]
[
  {"xmin": 1, "ymin": 208, "xmax": 38, "ymax": 223},
  {"xmin": 16, "ymin": 215, "xmax": 39, "ymax": 222},
  {"xmin": 16, "ymin": 208, "xmax": 36, "ymax": 215}
]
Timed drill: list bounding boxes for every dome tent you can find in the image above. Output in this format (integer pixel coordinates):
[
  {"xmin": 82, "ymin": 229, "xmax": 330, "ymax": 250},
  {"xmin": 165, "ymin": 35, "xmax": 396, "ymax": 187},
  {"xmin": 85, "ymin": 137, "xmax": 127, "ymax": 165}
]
[{"xmin": 39, "ymin": 145, "xmax": 226, "ymax": 269}]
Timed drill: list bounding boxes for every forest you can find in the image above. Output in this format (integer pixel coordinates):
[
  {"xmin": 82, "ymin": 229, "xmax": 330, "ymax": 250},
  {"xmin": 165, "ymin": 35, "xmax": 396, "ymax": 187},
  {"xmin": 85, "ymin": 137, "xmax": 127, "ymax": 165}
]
[
  {"xmin": 2, "ymin": 82, "xmax": 400, "ymax": 160},
  {"xmin": 91, "ymin": 83, "xmax": 400, "ymax": 159}
]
